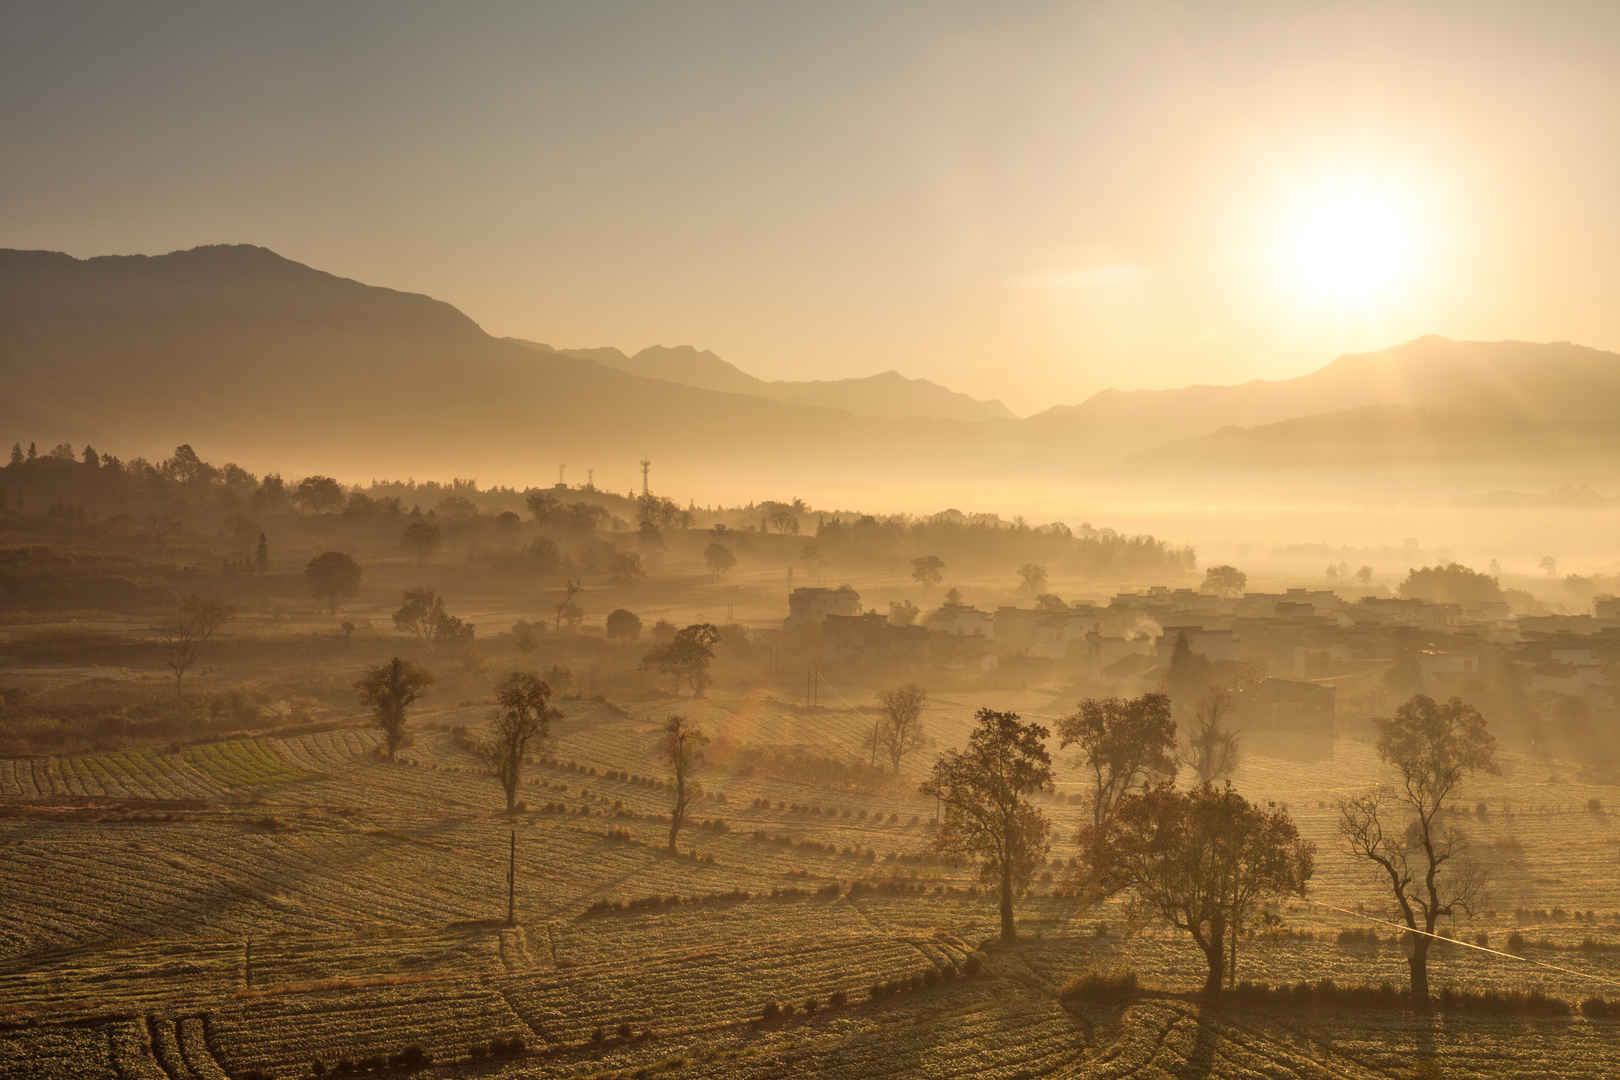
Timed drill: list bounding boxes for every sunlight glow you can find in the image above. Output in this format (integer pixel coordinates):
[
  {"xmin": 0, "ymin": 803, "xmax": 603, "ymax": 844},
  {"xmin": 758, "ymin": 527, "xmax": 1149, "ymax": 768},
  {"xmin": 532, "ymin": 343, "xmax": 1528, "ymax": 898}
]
[{"xmin": 1271, "ymin": 181, "xmax": 1418, "ymax": 315}]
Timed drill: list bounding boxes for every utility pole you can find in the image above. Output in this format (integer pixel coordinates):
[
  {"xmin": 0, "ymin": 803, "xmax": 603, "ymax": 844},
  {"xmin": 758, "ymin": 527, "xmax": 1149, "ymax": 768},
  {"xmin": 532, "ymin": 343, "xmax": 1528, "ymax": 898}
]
[
  {"xmin": 506, "ymin": 828, "xmax": 516, "ymax": 927},
  {"xmin": 558, "ymin": 463, "xmax": 566, "ymax": 486}
]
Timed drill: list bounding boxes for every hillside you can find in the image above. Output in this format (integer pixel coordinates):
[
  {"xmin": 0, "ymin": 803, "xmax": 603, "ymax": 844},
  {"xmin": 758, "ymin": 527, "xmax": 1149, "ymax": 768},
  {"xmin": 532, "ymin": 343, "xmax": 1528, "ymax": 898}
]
[
  {"xmin": 0, "ymin": 246, "xmax": 983, "ymax": 490},
  {"xmin": 5, "ymin": 244, "xmax": 1617, "ymax": 493},
  {"xmin": 1026, "ymin": 336, "xmax": 1620, "ymax": 462},
  {"xmin": 521, "ymin": 340, "xmax": 1015, "ymax": 423}
]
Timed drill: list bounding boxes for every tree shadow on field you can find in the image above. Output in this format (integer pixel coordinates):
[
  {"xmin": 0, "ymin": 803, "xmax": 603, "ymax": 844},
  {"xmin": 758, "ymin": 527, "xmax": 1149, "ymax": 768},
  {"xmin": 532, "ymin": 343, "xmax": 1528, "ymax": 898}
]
[{"xmin": 1172, "ymin": 1006, "xmax": 1218, "ymax": 1080}]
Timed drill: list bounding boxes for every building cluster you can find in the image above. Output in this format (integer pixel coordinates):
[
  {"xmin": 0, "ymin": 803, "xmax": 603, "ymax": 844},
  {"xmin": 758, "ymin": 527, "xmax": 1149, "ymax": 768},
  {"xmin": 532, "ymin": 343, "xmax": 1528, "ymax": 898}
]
[{"xmin": 781, "ymin": 582, "xmax": 1620, "ymax": 759}]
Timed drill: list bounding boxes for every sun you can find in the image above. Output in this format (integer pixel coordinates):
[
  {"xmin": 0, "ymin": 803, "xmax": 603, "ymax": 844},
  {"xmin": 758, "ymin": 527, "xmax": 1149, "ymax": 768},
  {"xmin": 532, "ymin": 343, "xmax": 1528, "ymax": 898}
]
[{"xmin": 1271, "ymin": 183, "xmax": 1416, "ymax": 313}]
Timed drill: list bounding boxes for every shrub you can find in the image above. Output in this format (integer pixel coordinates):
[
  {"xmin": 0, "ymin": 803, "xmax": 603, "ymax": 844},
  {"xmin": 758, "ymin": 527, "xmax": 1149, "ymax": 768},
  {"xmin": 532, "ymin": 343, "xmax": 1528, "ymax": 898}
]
[
  {"xmin": 962, "ymin": 953, "xmax": 983, "ymax": 977},
  {"xmin": 829, "ymin": 990, "xmax": 848, "ymax": 1009},
  {"xmin": 1581, "ymin": 996, "xmax": 1620, "ymax": 1019},
  {"xmin": 762, "ymin": 1002, "xmax": 781, "ymax": 1023},
  {"xmin": 617, "ymin": 1021, "xmax": 633, "ymax": 1040},
  {"xmin": 1059, "ymin": 970, "xmax": 1139, "ymax": 1001},
  {"xmin": 803, "ymin": 997, "xmax": 820, "ymax": 1014},
  {"xmin": 1507, "ymin": 931, "xmax": 1527, "ymax": 953}
]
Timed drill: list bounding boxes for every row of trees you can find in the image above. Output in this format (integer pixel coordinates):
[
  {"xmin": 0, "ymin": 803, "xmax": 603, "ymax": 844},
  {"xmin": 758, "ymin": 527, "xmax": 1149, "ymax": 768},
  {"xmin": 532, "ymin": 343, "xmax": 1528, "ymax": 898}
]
[
  {"xmin": 921, "ymin": 691, "xmax": 1497, "ymax": 1006},
  {"xmin": 356, "ymin": 659, "xmax": 711, "ymax": 852}
]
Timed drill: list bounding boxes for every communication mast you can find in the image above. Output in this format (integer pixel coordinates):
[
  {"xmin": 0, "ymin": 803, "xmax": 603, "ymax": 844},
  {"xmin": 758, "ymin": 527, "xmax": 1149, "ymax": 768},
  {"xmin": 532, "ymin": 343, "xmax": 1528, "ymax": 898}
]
[{"xmin": 639, "ymin": 457, "xmax": 652, "ymax": 497}]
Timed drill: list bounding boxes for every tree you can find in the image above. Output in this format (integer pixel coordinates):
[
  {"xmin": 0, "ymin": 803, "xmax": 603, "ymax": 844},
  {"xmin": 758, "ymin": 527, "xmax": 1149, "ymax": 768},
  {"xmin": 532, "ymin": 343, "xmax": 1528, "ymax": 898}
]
[
  {"xmin": 154, "ymin": 594, "xmax": 234, "ymax": 708},
  {"xmin": 512, "ymin": 619, "xmax": 541, "ymax": 653},
  {"xmin": 356, "ymin": 657, "xmax": 432, "ymax": 761},
  {"xmin": 1540, "ymin": 555, "xmax": 1557, "ymax": 578},
  {"xmin": 1187, "ymin": 689, "xmax": 1240, "ymax": 786},
  {"xmin": 606, "ymin": 608, "xmax": 642, "ymax": 642},
  {"xmin": 7, "ymin": 444, "xmax": 21, "ymax": 467},
  {"xmin": 401, "ymin": 519, "xmax": 442, "ymax": 563},
  {"xmin": 480, "ymin": 672, "xmax": 557, "ymax": 813},
  {"xmin": 394, "ymin": 587, "xmax": 444, "ymax": 639},
  {"xmin": 1356, "ymin": 565, "xmax": 1374, "ymax": 586},
  {"xmin": 393, "ymin": 587, "xmax": 473, "ymax": 652},
  {"xmin": 254, "ymin": 533, "xmax": 270, "ymax": 573},
  {"xmin": 1202, "ymin": 565, "xmax": 1247, "ymax": 597},
  {"xmin": 554, "ymin": 579, "xmax": 583, "ymax": 632},
  {"xmin": 661, "ymin": 715, "xmax": 708, "ymax": 851},
  {"xmin": 888, "ymin": 599, "xmax": 919, "ymax": 626},
  {"xmin": 293, "ymin": 475, "xmax": 344, "ymax": 513},
  {"xmin": 1035, "ymin": 593, "xmax": 1067, "ymax": 612},
  {"xmin": 921, "ymin": 710, "xmax": 1053, "ymax": 942},
  {"xmin": 1165, "ymin": 632, "xmax": 1213, "ymax": 712},
  {"xmin": 1059, "ymin": 693, "xmax": 1177, "ymax": 830},
  {"xmin": 911, "ymin": 555, "xmax": 944, "ymax": 591},
  {"xmin": 1339, "ymin": 694, "xmax": 1498, "ymax": 1008},
  {"xmin": 704, "ymin": 542, "xmax": 736, "ymax": 582},
  {"xmin": 1398, "ymin": 563, "xmax": 1503, "ymax": 609},
  {"xmin": 875, "ymin": 684, "xmax": 927, "ymax": 773},
  {"xmin": 81, "ymin": 445, "xmax": 99, "ymax": 468},
  {"xmin": 1086, "ymin": 782, "xmax": 1314, "ymax": 995},
  {"xmin": 304, "ymin": 551, "xmax": 362, "ymax": 614},
  {"xmin": 1018, "ymin": 563, "xmax": 1048, "ymax": 594},
  {"xmin": 609, "ymin": 550, "xmax": 644, "ymax": 584},
  {"xmin": 644, "ymin": 623, "xmax": 721, "ymax": 697}
]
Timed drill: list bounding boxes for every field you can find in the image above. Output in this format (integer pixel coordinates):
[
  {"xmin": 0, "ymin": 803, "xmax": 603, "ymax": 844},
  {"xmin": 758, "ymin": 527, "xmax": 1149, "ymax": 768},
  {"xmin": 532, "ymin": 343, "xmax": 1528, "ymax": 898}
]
[{"xmin": 5, "ymin": 644, "xmax": 1620, "ymax": 1079}]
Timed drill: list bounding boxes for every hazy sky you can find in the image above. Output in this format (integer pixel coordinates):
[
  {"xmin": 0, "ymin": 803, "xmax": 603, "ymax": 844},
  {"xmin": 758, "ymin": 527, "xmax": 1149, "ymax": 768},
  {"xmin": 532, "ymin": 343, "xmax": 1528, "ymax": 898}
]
[{"xmin": 5, "ymin": 1, "xmax": 1618, "ymax": 414}]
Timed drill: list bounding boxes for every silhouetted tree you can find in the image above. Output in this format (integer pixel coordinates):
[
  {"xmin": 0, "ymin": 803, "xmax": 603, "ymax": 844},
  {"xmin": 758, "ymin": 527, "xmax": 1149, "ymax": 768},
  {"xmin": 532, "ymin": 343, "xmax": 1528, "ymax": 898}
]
[
  {"xmin": 1060, "ymin": 693, "xmax": 1176, "ymax": 830},
  {"xmin": 481, "ymin": 672, "xmax": 557, "ymax": 812},
  {"xmin": 401, "ymin": 519, "xmax": 442, "ymax": 563},
  {"xmin": 304, "ymin": 551, "xmax": 362, "ymax": 614},
  {"xmin": 1356, "ymin": 565, "xmax": 1374, "ymax": 585},
  {"xmin": 293, "ymin": 475, "xmax": 344, "ymax": 513},
  {"xmin": 911, "ymin": 555, "xmax": 945, "ymax": 591},
  {"xmin": 1035, "ymin": 593, "xmax": 1067, "ymax": 612},
  {"xmin": 1340, "ymin": 694, "xmax": 1497, "ymax": 1008},
  {"xmin": 662, "ymin": 714, "xmax": 708, "ymax": 851},
  {"xmin": 7, "ymin": 444, "xmax": 21, "ymax": 467},
  {"xmin": 921, "ymin": 709, "xmax": 1053, "ymax": 942},
  {"xmin": 1202, "ymin": 565, "xmax": 1247, "ymax": 598},
  {"xmin": 356, "ymin": 657, "xmax": 432, "ymax": 761},
  {"xmin": 1086, "ymin": 783, "xmax": 1313, "ymax": 996},
  {"xmin": 606, "ymin": 608, "xmax": 642, "ymax": 642},
  {"xmin": 644, "ymin": 623, "xmax": 721, "ymax": 696},
  {"xmin": 875, "ymin": 684, "xmax": 927, "ymax": 773},
  {"xmin": 609, "ymin": 550, "xmax": 644, "ymax": 584},
  {"xmin": 1399, "ymin": 563, "xmax": 1503, "ymax": 608},
  {"xmin": 1018, "ymin": 563, "xmax": 1047, "ymax": 594},
  {"xmin": 511, "ymin": 619, "xmax": 541, "ymax": 653},
  {"xmin": 554, "ymin": 579, "xmax": 583, "ymax": 632},
  {"xmin": 154, "ymin": 594, "xmax": 234, "ymax": 709},
  {"xmin": 254, "ymin": 533, "xmax": 269, "ymax": 574},
  {"xmin": 1187, "ymin": 689, "xmax": 1240, "ymax": 786},
  {"xmin": 888, "ymin": 600, "xmax": 919, "ymax": 626},
  {"xmin": 704, "ymin": 542, "xmax": 736, "ymax": 582}
]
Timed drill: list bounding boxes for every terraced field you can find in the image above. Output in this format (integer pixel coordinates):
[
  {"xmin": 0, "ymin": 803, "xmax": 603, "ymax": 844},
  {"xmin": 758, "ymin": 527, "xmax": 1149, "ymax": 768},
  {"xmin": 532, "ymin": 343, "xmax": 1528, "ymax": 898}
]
[{"xmin": 5, "ymin": 685, "xmax": 1620, "ymax": 1078}]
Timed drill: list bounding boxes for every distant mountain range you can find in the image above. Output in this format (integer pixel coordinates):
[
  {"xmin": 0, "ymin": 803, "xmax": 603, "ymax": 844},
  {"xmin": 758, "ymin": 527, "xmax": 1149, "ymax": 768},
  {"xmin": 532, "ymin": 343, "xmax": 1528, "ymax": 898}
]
[
  {"xmin": 515, "ymin": 342, "xmax": 1015, "ymax": 424},
  {"xmin": 2, "ymin": 243, "xmax": 1614, "ymax": 494}
]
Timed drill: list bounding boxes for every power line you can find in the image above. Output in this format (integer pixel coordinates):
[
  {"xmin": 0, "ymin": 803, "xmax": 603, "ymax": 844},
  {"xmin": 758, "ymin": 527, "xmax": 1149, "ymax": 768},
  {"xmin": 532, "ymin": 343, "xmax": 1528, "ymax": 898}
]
[{"xmin": 1303, "ymin": 898, "xmax": 1620, "ymax": 991}]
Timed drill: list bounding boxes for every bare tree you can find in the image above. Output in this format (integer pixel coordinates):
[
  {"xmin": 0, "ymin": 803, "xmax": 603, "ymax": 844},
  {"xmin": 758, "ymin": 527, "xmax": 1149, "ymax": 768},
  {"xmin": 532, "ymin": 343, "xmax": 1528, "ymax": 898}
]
[
  {"xmin": 662, "ymin": 714, "xmax": 708, "ymax": 851},
  {"xmin": 1339, "ymin": 694, "xmax": 1497, "ymax": 1008},
  {"xmin": 480, "ymin": 672, "xmax": 558, "ymax": 813},
  {"xmin": 921, "ymin": 709, "xmax": 1053, "ymax": 942},
  {"xmin": 875, "ymin": 684, "xmax": 927, "ymax": 773},
  {"xmin": 1059, "ymin": 693, "xmax": 1177, "ymax": 830},
  {"xmin": 356, "ymin": 657, "xmax": 432, "ymax": 761},
  {"xmin": 1086, "ymin": 782, "xmax": 1314, "ymax": 996},
  {"xmin": 555, "ymin": 578, "xmax": 583, "ymax": 632},
  {"xmin": 154, "ymin": 594, "xmax": 234, "ymax": 709},
  {"xmin": 1187, "ymin": 688, "xmax": 1241, "ymax": 786}
]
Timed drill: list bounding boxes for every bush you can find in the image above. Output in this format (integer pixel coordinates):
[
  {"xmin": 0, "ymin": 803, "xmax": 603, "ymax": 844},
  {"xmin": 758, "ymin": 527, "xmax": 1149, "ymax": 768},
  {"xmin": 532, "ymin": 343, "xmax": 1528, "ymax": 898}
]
[
  {"xmin": 762, "ymin": 1002, "xmax": 781, "ymax": 1023},
  {"xmin": 828, "ymin": 990, "xmax": 848, "ymax": 1009},
  {"xmin": 1581, "ymin": 996, "xmax": 1620, "ymax": 1019},
  {"xmin": 617, "ymin": 1021, "xmax": 633, "ymax": 1040},
  {"xmin": 1507, "ymin": 931, "xmax": 1527, "ymax": 953},
  {"xmin": 803, "ymin": 997, "xmax": 820, "ymax": 1014},
  {"xmin": 962, "ymin": 953, "xmax": 983, "ymax": 977},
  {"xmin": 1059, "ymin": 970, "xmax": 1139, "ymax": 1001}
]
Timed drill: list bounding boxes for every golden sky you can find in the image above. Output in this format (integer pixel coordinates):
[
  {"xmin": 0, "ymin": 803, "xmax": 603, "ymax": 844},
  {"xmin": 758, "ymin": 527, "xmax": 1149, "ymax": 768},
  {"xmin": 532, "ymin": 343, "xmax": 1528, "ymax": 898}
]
[{"xmin": 5, "ymin": 1, "xmax": 1617, "ymax": 414}]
